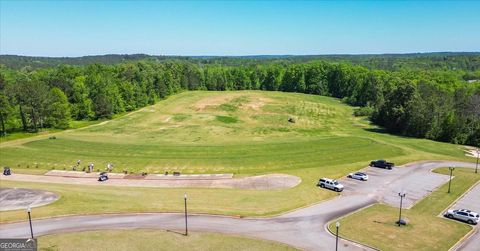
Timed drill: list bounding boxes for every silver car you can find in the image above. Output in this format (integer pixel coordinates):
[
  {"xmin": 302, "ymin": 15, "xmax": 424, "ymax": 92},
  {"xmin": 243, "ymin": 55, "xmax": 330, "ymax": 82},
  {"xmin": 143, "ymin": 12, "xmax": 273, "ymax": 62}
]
[
  {"xmin": 348, "ymin": 172, "xmax": 369, "ymax": 181},
  {"xmin": 445, "ymin": 209, "xmax": 479, "ymax": 225}
]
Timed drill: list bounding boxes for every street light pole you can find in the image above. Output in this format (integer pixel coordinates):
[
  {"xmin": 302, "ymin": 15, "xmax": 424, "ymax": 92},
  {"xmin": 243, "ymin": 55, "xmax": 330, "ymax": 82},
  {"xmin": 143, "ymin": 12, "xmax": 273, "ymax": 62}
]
[
  {"xmin": 397, "ymin": 192, "xmax": 406, "ymax": 226},
  {"xmin": 184, "ymin": 193, "xmax": 188, "ymax": 236},
  {"xmin": 448, "ymin": 167, "xmax": 455, "ymax": 193},
  {"xmin": 27, "ymin": 206, "xmax": 33, "ymax": 239},
  {"xmin": 335, "ymin": 221, "xmax": 340, "ymax": 251},
  {"xmin": 475, "ymin": 148, "xmax": 479, "ymax": 174}
]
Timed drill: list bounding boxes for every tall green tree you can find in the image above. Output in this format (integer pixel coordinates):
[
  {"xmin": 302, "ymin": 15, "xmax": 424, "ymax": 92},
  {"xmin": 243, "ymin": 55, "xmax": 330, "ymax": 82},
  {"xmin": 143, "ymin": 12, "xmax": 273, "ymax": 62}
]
[
  {"xmin": 15, "ymin": 77, "xmax": 50, "ymax": 132},
  {"xmin": 47, "ymin": 87, "xmax": 71, "ymax": 129},
  {"xmin": 71, "ymin": 76, "xmax": 94, "ymax": 119},
  {"xmin": 0, "ymin": 93, "xmax": 13, "ymax": 135},
  {"xmin": 374, "ymin": 82, "xmax": 418, "ymax": 134}
]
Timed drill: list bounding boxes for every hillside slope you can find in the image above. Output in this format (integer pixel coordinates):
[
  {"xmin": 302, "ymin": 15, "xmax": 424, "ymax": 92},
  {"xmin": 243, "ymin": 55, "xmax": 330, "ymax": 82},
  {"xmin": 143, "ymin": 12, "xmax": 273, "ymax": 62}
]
[{"xmin": 0, "ymin": 91, "xmax": 469, "ymax": 174}]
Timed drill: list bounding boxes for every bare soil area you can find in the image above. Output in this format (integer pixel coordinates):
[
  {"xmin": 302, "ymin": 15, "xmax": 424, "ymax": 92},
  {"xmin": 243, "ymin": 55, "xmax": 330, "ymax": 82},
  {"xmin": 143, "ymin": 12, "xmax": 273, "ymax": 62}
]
[
  {"xmin": 0, "ymin": 188, "xmax": 59, "ymax": 211},
  {"xmin": 1, "ymin": 173, "xmax": 301, "ymax": 190}
]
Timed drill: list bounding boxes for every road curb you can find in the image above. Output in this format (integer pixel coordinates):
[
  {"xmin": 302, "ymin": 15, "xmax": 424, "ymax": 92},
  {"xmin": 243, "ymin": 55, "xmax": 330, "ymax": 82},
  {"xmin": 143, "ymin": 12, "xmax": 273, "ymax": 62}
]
[
  {"xmin": 324, "ymin": 203, "xmax": 381, "ymax": 251},
  {"xmin": 0, "ymin": 211, "xmax": 263, "ymax": 225},
  {"xmin": 449, "ymin": 227, "xmax": 477, "ymax": 251}
]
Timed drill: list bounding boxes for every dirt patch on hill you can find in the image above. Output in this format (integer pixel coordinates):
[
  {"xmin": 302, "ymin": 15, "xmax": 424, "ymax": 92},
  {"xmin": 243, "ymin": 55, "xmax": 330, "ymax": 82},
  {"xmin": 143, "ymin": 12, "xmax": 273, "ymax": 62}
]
[
  {"xmin": 240, "ymin": 98, "xmax": 272, "ymax": 111},
  {"xmin": 194, "ymin": 95, "xmax": 272, "ymax": 112},
  {"xmin": 193, "ymin": 95, "xmax": 237, "ymax": 111}
]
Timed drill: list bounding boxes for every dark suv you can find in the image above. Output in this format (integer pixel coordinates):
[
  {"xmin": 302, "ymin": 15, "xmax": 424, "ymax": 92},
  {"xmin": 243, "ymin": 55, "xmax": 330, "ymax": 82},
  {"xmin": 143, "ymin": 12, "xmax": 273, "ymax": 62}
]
[{"xmin": 370, "ymin": 160, "xmax": 394, "ymax": 169}]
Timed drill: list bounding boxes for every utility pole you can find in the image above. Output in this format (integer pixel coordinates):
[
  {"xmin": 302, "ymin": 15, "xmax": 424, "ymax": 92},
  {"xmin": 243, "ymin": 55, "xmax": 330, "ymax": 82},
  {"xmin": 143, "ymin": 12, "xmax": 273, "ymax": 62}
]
[
  {"xmin": 448, "ymin": 166, "xmax": 455, "ymax": 193},
  {"xmin": 475, "ymin": 148, "xmax": 479, "ymax": 174},
  {"xmin": 335, "ymin": 221, "xmax": 340, "ymax": 251},
  {"xmin": 397, "ymin": 192, "xmax": 406, "ymax": 226},
  {"xmin": 184, "ymin": 193, "xmax": 188, "ymax": 236},
  {"xmin": 27, "ymin": 206, "xmax": 34, "ymax": 239}
]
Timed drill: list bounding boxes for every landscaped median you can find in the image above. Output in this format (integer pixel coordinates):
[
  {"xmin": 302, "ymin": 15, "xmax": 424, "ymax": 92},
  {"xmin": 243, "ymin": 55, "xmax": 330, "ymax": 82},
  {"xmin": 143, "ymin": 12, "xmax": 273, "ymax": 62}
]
[
  {"xmin": 328, "ymin": 167, "xmax": 479, "ymax": 251},
  {"xmin": 38, "ymin": 229, "xmax": 298, "ymax": 251}
]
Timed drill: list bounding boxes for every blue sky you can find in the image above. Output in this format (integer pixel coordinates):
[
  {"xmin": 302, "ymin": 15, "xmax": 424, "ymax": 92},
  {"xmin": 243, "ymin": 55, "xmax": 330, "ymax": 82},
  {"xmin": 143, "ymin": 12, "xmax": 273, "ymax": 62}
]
[{"xmin": 1, "ymin": 0, "xmax": 479, "ymax": 56}]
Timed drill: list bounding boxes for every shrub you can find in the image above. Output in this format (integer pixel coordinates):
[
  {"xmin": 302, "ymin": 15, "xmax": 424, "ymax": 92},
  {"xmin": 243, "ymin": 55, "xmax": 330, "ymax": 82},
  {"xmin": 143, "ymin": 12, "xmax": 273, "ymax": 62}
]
[
  {"xmin": 354, "ymin": 106, "xmax": 374, "ymax": 117},
  {"xmin": 216, "ymin": 115, "xmax": 238, "ymax": 124}
]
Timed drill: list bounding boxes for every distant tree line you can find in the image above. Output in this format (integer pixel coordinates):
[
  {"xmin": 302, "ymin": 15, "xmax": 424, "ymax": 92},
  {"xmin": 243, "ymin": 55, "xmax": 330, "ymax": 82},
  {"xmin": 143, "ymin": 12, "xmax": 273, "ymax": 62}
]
[
  {"xmin": 2, "ymin": 52, "xmax": 480, "ymax": 71},
  {"xmin": 0, "ymin": 59, "xmax": 479, "ymax": 146}
]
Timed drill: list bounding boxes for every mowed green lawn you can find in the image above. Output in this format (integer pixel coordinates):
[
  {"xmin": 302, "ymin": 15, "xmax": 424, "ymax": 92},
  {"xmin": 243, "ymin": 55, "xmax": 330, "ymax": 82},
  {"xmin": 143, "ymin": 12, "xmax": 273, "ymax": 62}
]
[
  {"xmin": 329, "ymin": 168, "xmax": 479, "ymax": 251},
  {"xmin": 38, "ymin": 230, "xmax": 297, "ymax": 251},
  {"xmin": 2, "ymin": 136, "xmax": 401, "ymax": 174},
  {"xmin": 0, "ymin": 91, "xmax": 472, "ymax": 222}
]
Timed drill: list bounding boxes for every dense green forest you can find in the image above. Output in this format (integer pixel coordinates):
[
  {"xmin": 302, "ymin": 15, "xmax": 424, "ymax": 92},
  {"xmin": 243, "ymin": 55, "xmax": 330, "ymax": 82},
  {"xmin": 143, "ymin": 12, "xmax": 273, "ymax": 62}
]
[
  {"xmin": 0, "ymin": 54, "xmax": 479, "ymax": 146},
  {"xmin": 2, "ymin": 52, "xmax": 480, "ymax": 71}
]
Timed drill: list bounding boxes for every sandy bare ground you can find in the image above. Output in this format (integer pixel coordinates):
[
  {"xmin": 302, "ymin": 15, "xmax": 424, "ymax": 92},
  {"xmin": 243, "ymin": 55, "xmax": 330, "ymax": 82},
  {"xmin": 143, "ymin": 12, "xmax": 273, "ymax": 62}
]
[
  {"xmin": 44, "ymin": 170, "xmax": 233, "ymax": 180},
  {"xmin": 193, "ymin": 95, "xmax": 234, "ymax": 111},
  {"xmin": 0, "ymin": 188, "xmax": 59, "ymax": 211},
  {"xmin": 464, "ymin": 148, "xmax": 479, "ymax": 158},
  {"xmin": 1, "ymin": 173, "xmax": 301, "ymax": 190},
  {"xmin": 240, "ymin": 97, "xmax": 271, "ymax": 111},
  {"xmin": 192, "ymin": 94, "xmax": 272, "ymax": 112}
]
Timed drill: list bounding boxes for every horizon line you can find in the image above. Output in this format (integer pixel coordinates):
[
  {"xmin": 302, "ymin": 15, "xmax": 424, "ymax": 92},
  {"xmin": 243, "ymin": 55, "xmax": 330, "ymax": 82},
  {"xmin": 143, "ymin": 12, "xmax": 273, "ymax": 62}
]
[{"xmin": 2, "ymin": 51, "xmax": 480, "ymax": 59}]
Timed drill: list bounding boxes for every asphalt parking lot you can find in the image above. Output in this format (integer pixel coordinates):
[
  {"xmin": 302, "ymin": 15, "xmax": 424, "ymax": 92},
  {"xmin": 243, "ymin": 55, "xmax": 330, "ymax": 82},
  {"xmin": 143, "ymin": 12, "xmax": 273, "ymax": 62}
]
[
  {"xmin": 341, "ymin": 165, "xmax": 450, "ymax": 209},
  {"xmin": 450, "ymin": 182, "xmax": 480, "ymax": 214}
]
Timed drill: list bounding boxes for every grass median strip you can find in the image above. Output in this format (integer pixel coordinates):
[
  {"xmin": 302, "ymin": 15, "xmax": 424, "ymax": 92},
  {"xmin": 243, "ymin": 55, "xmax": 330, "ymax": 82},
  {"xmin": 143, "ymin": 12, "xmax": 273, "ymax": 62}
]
[
  {"xmin": 328, "ymin": 168, "xmax": 479, "ymax": 251},
  {"xmin": 38, "ymin": 229, "xmax": 298, "ymax": 251}
]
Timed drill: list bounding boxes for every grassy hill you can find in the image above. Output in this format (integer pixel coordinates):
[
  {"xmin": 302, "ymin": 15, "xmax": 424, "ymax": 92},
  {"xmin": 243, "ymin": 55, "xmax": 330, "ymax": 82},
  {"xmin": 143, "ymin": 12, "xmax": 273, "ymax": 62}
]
[
  {"xmin": 0, "ymin": 91, "xmax": 472, "ymax": 221},
  {"xmin": 0, "ymin": 91, "xmax": 468, "ymax": 175}
]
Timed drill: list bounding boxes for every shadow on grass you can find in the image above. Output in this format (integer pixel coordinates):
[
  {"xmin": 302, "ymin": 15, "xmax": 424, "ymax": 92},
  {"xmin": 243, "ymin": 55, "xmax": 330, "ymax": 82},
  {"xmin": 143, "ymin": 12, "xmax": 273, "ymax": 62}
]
[
  {"xmin": 166, "ymin": 229, "xmax": 188, "ymax": 236},
  {"xmin": 363, "ymin": 127, "xmax": 420, "ymax": 140}
]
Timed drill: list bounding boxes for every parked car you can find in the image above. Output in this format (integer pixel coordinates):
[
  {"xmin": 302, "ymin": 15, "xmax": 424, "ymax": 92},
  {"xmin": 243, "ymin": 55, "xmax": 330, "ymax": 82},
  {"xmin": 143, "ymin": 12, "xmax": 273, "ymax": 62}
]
[
  {"xmin": 348, "ymin": 172, "xmax": 369, "ymax": 181},
  {"xmin": 317, "ymin": 178, "xmax": 344, "ymax": 192},
  {"xmin": 370, "ymin": 160, "xmax": 394, "ymax": 169},
  {"xmin": 444, "ymin": 209, "xmax": 479, "ymax": 225},
  {"xmin": 3, "ymin": 167, "xmax": 11, "ymax": 176},
  {"xmin": 98, "ymin": 172, "xmax": 109, "ymax": 182}
]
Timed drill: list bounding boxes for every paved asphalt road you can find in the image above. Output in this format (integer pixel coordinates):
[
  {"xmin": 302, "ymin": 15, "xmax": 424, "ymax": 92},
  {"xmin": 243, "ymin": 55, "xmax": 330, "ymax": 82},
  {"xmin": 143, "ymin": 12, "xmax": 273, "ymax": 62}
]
[{"xmin": 0, "ymin": 161, "xmax": 477, "ymax": 251}]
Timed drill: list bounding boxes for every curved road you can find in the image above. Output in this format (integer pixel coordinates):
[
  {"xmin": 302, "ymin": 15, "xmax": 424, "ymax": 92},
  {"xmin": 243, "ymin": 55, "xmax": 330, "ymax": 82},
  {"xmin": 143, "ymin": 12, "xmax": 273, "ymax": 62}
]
[{"xmin": 0, "ymin": 161, "xmax": 477, "ymax": 251}]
